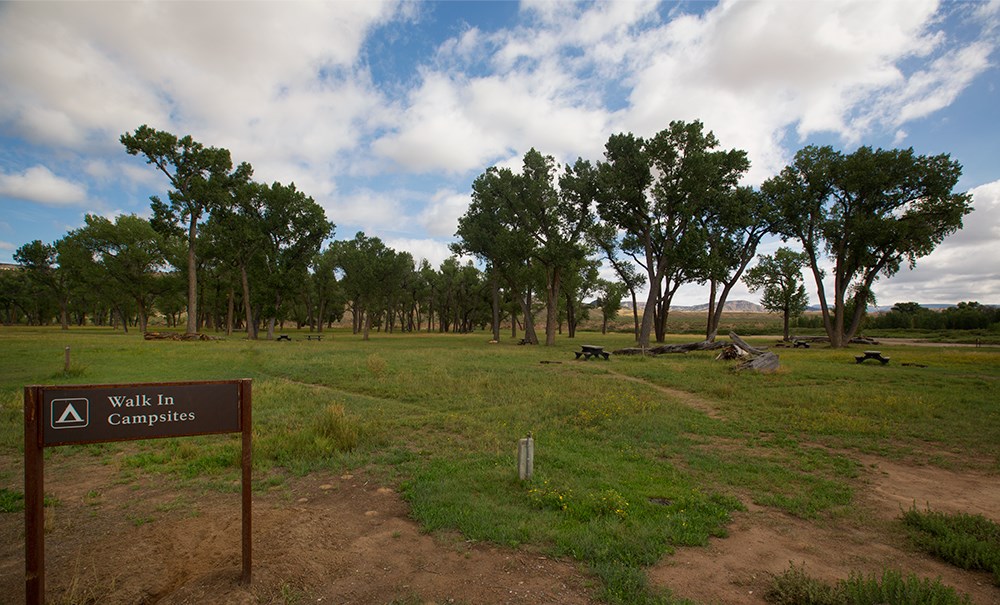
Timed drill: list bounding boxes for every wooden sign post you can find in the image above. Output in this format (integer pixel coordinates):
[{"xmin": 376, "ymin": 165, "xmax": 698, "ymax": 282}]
[{"xmin": 24, "ymin": 379, "xmax": 252, "ymax": 604}]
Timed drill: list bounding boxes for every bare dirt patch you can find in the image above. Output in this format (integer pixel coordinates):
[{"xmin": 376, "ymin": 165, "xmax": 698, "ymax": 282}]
[
  {"xmin": 0, "ymin": 454, "xmax": 596, "ymax": 605},
  {"xmin": 3, "ymin": 449, "xmax": 999, "ymax": 604},
  {"xmin": 650, "ymin": 455, "xmax": 1000, "ymax": 604}
]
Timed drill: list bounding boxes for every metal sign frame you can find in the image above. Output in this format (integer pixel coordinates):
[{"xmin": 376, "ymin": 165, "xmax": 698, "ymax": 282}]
[{"xmin": 24, "ymin": 379, "xmax": 252, "ymax": 604}]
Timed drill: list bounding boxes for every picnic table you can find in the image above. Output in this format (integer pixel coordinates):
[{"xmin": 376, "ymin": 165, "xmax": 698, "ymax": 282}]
[
  {"xmin": 855, "ymin": 350, "xmax": 890, "ymax": 365},
  {"xmin": 575, "ymin": 345, "xmax": 610, "ymax": 360},
  {"xmin": 306, "ymin": 334, "xmax": 323, "ymax": 341},
  {"xmin": 793, "ymin": 340, "xmax": 810, "ymax": 348},
  {"xmin": 276, "ymin": 335, "xmax": 291, "ymax": 341}
]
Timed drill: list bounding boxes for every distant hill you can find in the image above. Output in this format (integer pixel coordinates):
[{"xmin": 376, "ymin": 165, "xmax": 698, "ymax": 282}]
[
  {"xmin": 672, "ymin": 300, "xmax": 766, "ymax": 313},
  {"xmin": 805, "ymin": 303, "xmax": 994, "ymax": 312}
]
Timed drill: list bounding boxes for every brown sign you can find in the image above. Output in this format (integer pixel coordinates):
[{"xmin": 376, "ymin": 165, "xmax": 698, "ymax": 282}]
[
  {"xmin": 39, "ymin": 382, "xmax": 241, "ymax": 446},
  {"xmin": 24, "ymin": 379, "xmax": 252, "ymax": 604}
]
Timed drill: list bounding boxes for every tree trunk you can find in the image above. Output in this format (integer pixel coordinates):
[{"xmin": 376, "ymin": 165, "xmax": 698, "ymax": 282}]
[
  {"xmin": 521, "ymin": 288, "xmax": 538, "ymax": 345},
  {"xmin": 226, "ymin": 288, "xmax": 234, "ymax": 336},
  {"xmin": 544, "ymin": 268, "xmax": 560, "ymax": 346},
  {"xmin": 613, "ymin": 340, "xmax": 722, "ymax": 355},
  {"xmin": 185, "ymin": 220, "xmax": 198, "ymax": 335},
  {"xmin": 241, "ymin": 266, "xmax": 256, "ymax": 339},
  {"xmin": 705, "ymin": 279, "xmax": 717, "ymax": 341},
  {"xmin": 266, "ymin": 292, "xmax": 281, "ymax": 340},
  {"xmin": 637, "ymin": 280, "xmax": 658, "ymax": 349},
  {"xmin": 491, "ymin": 274, "xmax": 501, "ymax": 341}
]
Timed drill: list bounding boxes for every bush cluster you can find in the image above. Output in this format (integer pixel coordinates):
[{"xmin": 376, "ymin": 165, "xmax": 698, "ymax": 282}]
[{"xmin": 767, "ymin": 564, "xmax": 972, "ymax": 605}]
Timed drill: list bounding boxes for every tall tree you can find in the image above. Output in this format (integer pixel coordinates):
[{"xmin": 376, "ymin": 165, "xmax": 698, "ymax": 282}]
[
  {"xmin": 74, "ymin": 214, "xmax": 169, "ymax": 333},
  {"xmin": 504, "ymin": 150, "xmax": 594, "ymax": 346},
  {"xmin": 594, "ymin": 278, "xmax": 627, "ymax": 335},
  {"xmin": 743, "ymin": 247, "xmax": 810, "ymax": 341},
  {"xmin": 699, "ymin": 186, "xmax": 776, "ymax": 341},
  {"xmin": 597, "ymin": 122, "xmax": 745, "ymax": 347},
  {"xmin": 766, "ymin": 145, "xmax": 972, "ymax": 347},
  {"xmin": 14, "ymin": 240, "xmax": 69, "ymax": 328},
  {"xmin": 333, "ymin": 232, "xmax": 399, "ymax": 340},
  {"xmin": 121, "ymin": 125, "xmax": 246, "ymax": 335},
  {"xmin": 253, "ymin": 182, "xmax": 332, "ymax": 339},
  {"xmin": 588, "ymin": 221, "xmax": 646, "ymax": 341},
  {"xmin": 455, "ymin": 166, "xmax": 538, "ymax": 343}
]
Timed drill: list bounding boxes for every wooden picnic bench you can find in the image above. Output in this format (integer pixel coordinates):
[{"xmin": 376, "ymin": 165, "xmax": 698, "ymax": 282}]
[
  {"xmin": 575, "ymin": 345, "xmax": 610, "ymax": 360},
  {"xmin": 855, "ymin": 350, "xmax": 890, "ymax": 365},
  {"xmin": 793, "ymin": 340, "xmax": 810, "ymax": 348},
  {"xmin": 276, "ymin": 335, "xmax": 291, "ymax": 341},
  {"xmin": 305, "ymin": 334, "xmax": 323, "ymax": 341}
]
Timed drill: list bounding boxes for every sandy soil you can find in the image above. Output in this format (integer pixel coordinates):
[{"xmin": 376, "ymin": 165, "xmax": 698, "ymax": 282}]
[{"xmin": 1, "ymin": 449, "xmax": 998, "ymax": 605}]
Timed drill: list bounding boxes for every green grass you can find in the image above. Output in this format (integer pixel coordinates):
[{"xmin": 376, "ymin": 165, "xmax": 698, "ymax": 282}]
[
  {"xmin": 1, "ymin": 325, "xmax": 998, "ymax": 603},
  {"xmin": 766, "ymin": 564, "xmax": 973, "ymax": 605},
  {"xmin": 902, "ymin": 506, "xmax": 1000, "ymax": 584}
]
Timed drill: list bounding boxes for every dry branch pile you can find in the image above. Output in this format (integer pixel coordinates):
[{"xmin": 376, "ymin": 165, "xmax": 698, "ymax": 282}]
[
  {"xmin": 143, "ymin": 332, "xmax": 216, "ymax": 341},
  {"xmin": 612, "ymin": 332, "xmax": 779, "ymax": 372}
]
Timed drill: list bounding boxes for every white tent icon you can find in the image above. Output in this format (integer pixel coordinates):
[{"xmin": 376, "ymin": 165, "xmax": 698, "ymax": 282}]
[{"xmin": 51, "ymin": 398, "xmax": 88, "ymax": 429}]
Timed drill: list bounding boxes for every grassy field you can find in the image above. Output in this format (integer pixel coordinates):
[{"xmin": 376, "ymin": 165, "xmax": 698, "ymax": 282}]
[{"xmin": 1, "ymin": 325, "xmax": 998, "ymax": 603}]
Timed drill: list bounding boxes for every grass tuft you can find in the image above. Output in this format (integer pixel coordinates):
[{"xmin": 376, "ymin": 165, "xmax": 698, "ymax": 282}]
[
  {"xmin": 901, "ymin": 506, "xmax": 1000, "ymax": 585},
  {"xmin": 314, "ymin": 404, "xmax": 359, "ymax": 452},
  {"xmin": 767, "ymin": 564, "xmax": 972, "ymax": 605}
]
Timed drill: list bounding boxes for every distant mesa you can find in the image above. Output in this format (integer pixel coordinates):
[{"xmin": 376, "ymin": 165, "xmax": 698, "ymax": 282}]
[{"xmin": 627, "ymin": 300, "xmax": 766, "ymax": 313}]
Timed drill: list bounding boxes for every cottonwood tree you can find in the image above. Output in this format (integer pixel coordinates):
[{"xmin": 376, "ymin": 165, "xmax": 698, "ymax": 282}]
[
  {"xmin": 588, "ymin": 221, "xmax": 646, "ymax": 340},
  {"xmin": 506, "ymin": 150, "xmax": 594, "ymax": 346},
  {"xmin": 594, "ymin": 278, "xmax": 627, "ymax": 335},
  {"xmin": 596, "ymin": 122, "xmax": 747, "ymax": 347},
  {"xmin": 766, "ymin": 145, "xmax": 972, "ymax": 347},
  {"xmin": 74, "ymin": 214, "xmax": 169, "ymax": 333},
  {"xmin": 743, "ymin": 247, "xmax": 810, "ymax": 341},
  {"xmin": 333, "ymin": 232, "xmax": 404, "ymax": 340},
  {"xmin": 14, "ymin": 240, "xmax": 68, "ymax": 328},
  {"xmin": 698, "ymin": 186, "xmax": 781, "ymax": 341},
  {"xmin": 455, "ymin": 165, "xmax": 540, "ymax": 343},
  {"xmin": 121, "ymin": 125, "xmax": 248, "ymax": 335},
  {"xmin": 253, "ymin": 182, "xmax": 332, "ymax": 339}
]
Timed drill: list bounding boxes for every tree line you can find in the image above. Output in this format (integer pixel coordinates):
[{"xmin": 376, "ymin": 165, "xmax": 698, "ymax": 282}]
[
  {"xmin": 1, "ymin": 126, "xmax": 502, "ymax": 339},
  {"xmin": 456, "ymin": 121, "xmax": 971, "ymax": 348},
  {"xmin": 2, "ymin": 121, "xmax": 973, "ymax": 348}
]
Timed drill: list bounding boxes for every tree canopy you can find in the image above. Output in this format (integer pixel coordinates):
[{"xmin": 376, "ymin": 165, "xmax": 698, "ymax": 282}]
[{"xmin": 766, "ymin": 145, "xmax": 972, "ymax": 347}]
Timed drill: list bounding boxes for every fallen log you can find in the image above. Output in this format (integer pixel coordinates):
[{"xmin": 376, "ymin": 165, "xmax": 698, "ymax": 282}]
[
  {"xmin": 612, "ymin": 341, "xmax": 724, "ymax": 356},
  {"xmin": 788, "ymin": 335, "xmax": 880, "ymax": 345},
  {"xmin": 728, "ymin": 332, "xmax": 780, "ymax": 373},
  {"xmin": 735, "ymin": 351, "xmax": 780, "ymax": 372},
  {"xmin": 144, "ymin": 332, "xmax": 215, "ymax": 341},
  {"xmin": 728, "ymin": 332, "xmax": 767, "ymax": 356}
]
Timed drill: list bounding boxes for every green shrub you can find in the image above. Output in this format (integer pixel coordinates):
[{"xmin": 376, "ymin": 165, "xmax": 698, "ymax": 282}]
[
  {"xmin": 314, "ymin": 404, "xmax": 359, "ymax": 452},
  {"xmin": 902, "ymin": 506, "xmax": 1000, "ymax": 585},
  {"xmin": 767, "ymin": 565, "xmax": 972, "ymax": 605},
  {"xmin": 767, "ymin": 564, "xmax": 838, "ymax": 605},
  {"xmin": 0, "ymin": 487, "xmax": 24, "ymax": 513}
]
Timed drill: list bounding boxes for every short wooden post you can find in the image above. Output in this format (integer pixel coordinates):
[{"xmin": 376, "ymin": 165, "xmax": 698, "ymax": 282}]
[{"xmin": 517, "ymin": 434, "xmax": 534, "ymax": 480}]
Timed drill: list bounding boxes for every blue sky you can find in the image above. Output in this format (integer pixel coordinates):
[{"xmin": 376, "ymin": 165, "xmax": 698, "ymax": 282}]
[{"xmin": 1, "ymin": 0, "xmax": 998, "ymax": 306}]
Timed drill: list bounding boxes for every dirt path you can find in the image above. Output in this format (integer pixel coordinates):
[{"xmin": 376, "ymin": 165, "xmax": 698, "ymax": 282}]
[
  {"xmin": 0, "ymin": 455, "xmax": 597, "ymax": 605},
  {"xmin": 651, "ymin": 454, "xmax": 1000, "ymax": 604},
  {"xmin": 3, "ymin": 368, "xmax": 999, "ymax": 605}
]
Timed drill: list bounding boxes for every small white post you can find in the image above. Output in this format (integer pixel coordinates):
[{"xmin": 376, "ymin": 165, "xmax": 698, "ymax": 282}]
[{"xmin": 517, "ymin": 434, "xmax": 534, "ymax": 480}]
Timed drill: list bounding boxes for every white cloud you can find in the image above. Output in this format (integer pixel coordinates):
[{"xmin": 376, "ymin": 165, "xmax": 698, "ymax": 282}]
[
  {"xmin": 0, "ymin": 240, "xmax": 15, "ymax": 252},
  {"xmin": 617, "ymin": 0, "xmax": 987, "ymax": 181},
  {"xmin": 382, "ymin": 237, "xmax": 468, "ymax": 269},
  {"xmin": 0, "ymin": 166, "xmax": 88, "ymax": 207},
  {"xmin": 329, "ymin": 189, "xmax": 410, "ymax": 232},
  {"xmin": 418, "ymin": 189, "xmax": 471, "ymax": 237},
  {"xmin": 870, "ymin": 179, "xmax": 1000, "ymax": 304}
]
